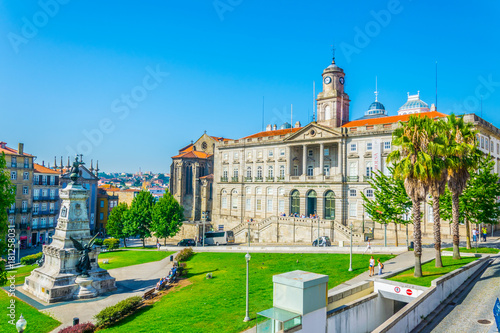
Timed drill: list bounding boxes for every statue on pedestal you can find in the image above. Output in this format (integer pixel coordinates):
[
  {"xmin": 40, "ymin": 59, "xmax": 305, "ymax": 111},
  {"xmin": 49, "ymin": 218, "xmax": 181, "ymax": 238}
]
[{"xmin": 70, "ymin": 233, "xmax": 99, "ymax": 277}]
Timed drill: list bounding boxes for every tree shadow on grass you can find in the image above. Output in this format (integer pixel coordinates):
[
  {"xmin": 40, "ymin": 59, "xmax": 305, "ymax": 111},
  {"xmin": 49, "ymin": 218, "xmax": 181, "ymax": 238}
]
[{"xmin": 185, "ymin": 269, "xmax": 219, "ymax": 278}]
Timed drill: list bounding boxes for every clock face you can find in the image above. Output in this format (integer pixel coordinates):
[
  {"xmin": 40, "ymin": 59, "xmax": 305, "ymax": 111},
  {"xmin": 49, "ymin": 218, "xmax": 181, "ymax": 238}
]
[
  {"xmin": 339, "ymin": 77, "xmax": 345, "ymax": 85},
  {"xmin": 324, "ymin": 76, "xmax": 332, "ymax": 84}
]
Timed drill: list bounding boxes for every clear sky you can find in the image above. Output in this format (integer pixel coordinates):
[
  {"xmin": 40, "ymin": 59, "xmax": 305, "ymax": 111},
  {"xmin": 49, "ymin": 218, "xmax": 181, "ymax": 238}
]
[{"xmin": 1, "ymin": 0, "xmax": 499, "ymax": 173}]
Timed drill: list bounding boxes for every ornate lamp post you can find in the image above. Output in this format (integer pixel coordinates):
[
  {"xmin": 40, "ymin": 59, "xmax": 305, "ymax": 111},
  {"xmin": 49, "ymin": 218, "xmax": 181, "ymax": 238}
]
[
  {"xmin": 16, "ymin": 314, "xmax": 27, "ymax": 333},
  {"xmin": 244, "ymin": 252, "xmax": 251, "ymax": 322},
  {"xmin": 348, "ymin": 223, "xmax": 353, "ymax": 272}
]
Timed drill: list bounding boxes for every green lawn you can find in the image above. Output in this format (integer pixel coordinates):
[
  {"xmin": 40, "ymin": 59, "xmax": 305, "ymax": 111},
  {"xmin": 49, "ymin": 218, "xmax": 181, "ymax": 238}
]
[
  {"xmin": 1, "ymin": 266, "xmax": 37, "ymax": 286},
  {"xmin": 98, "ymin": 250, "xmax": 175, "ymax": 270},
  {"xmin": 118, "ymin": 246, "xmax": 159, "ymax": 250},
  {"xmin": 101, "ymin": 252, "xmax": 394, "ymax": 333},
  {"xmin": 442, "ymin": 247, "xmax": 499, "ymax": 254},
  {"xmin": 0, "ymin": 289, "xmax": 60, "ymax": 333},
  {"xmin": 388, "ymin": 256, "xmax": 478, "ymax": 287}
]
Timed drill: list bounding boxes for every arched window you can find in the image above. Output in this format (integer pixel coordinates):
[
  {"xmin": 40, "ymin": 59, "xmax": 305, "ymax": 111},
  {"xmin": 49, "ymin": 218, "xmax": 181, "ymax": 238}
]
[
  {"xmin": 246, "ymin": 167, "xmax": 252, "ymax": 178},
  {"xmin": 324, "ymin": 191, "xmax": 335, "ymax": 220},
  {"xmin": 257, "ymin": 166, "xmax": 263, "ymax": 179},
  {"xmin": 306, "ymin": 190, "xmax": 317, "ymax": 216},
  {"xmin": 290, "ymin": 190, "xmax": 300, "ymax": 215},
  {"xmin": 268, "ymin": 166, "xmax": 274, "ymax": 178},
  {"xmin": 279, "ymin": 165, "xmax": 285, "ymax": 178},
  {"xmin": 307, "ymin": 165, "xmax": 314, "ymax": 176},
  {"xmin": 365, "ymin": 162, "xmax": 373, "ymax": 178},
  {"xmin": 232, "ymin": 189, "xmax": 238, "ymax": 209},
  {"xmin": 324, "ymin": 165, "xmax": 330, "ymax": 176}
]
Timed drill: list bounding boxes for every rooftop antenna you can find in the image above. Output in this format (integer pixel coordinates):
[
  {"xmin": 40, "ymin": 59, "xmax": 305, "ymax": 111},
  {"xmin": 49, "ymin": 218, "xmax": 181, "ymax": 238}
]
[
  {"xmin": 331, "ymin": 44, "xmax": 335, "ymax": 63},
  {"xmin": 262, "ymin": 96, "xmax": 265, "ymax": 132},
  {"xmin": 374, "ymin": 76, "xmax": 379, "ymax": 102},
  {"xmin": 481, "ymin": 95, "xmax": 483, "ymax": 118},
  {"xmin": 312, "ymin": 81, "xmax": 316, "ymax": 122},
  {"xmin": 435, "ymin": 61, "xmax": 438, "ymax": 108},
  {"xmin": 291, "ymin": 104, "xmax": 293, "ymax": 132}
]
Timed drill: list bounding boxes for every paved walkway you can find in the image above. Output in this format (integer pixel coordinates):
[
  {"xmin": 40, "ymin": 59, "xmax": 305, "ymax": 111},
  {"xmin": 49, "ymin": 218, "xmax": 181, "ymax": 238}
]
[
  {"xmin": 14, "ymin": 253, "xmax": 176, "ymax": 332},
  {"xmin": 419, "ymin": 255, "xmax": 500, "ymax": 333}
]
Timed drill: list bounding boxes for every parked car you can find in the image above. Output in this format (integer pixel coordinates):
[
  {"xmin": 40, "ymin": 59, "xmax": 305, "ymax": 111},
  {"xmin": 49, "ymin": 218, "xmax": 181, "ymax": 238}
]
[
  {"xmin": 177, "ymin": 239, "xmax": 196, "ymax": 247},
  {"xmin": 312, "ymin": 236, "xmax": 331, "ymax": 247}
]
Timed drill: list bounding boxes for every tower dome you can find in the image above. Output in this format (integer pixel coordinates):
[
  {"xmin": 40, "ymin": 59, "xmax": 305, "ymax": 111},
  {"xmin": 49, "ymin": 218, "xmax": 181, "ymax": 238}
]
[
  {"xmin": 398, "ymin": 92, "xmax": 429, "ymax": 115},
  {"xmin": 279, "ymin": 122, "xmax": 292, "ymax": 129}
]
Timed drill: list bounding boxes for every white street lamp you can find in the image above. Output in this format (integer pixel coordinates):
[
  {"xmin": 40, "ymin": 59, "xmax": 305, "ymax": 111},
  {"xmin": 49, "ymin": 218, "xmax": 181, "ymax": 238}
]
[
  {"xmin": 16, "ymin": 314, "xmax": 27, "ymax": 333},
  {"xmin": 244, "ymin": 252, "xmax": 251, "ymax": 322},
  {"xmin": 349, "ymin": 223, "xmax": 353, "ymax": 272}
]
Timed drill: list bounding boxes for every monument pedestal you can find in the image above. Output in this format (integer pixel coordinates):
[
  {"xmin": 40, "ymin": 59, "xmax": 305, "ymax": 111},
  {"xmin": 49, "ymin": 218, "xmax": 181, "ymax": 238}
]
[{"xmin": 24, "ymin": 179, "xmax": 116, "ymax": 303}]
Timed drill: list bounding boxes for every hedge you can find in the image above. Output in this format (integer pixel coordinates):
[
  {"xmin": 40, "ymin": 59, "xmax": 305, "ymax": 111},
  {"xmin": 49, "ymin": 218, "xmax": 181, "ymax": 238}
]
[
  {"xmin": 103, "ymin": 238, "xmax": 119, "ymax": 251},
  {"xmin": 20, "ymin": 252, "xmax": 43, "ymax": 265},
  {"xmin": 58, "ymin": 322, "xmax": 96, "ymax": 333},
  {"xmin": 175, "ymin": 247, "xmax": 193, "ymax": 262},
  {"xmin": 93, "ymin": 238, "xmax": 104, "ymax": 246},
  {"xmin": 94, "ymin": 296, "xmax": 142, "ymax": 327}
]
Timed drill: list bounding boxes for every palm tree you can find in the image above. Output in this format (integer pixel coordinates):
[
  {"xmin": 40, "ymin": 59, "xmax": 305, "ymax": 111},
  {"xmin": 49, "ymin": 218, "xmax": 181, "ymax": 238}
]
[
  {"xmin": 388, "ymin": 115, "xmax": 435, "ymax": 277},
  {"xmin": 443, "ymin": 114, "xmax": 479, "ymax": 260}
]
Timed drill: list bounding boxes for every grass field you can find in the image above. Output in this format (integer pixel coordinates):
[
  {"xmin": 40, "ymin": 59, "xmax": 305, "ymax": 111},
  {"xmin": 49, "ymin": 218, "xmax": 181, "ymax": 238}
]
[
  {"xmin": 98, "ymin": 250, "xmax": 175, "ymax": 270},
  {"xmin": 101, "ymin": 252, "xmax": 395, "ymax": 333},
  {"xmin": 388, "ymin": 256, "xmax": 477, "ymax": 287},
  {"xmin": 442, "ymin": 247, "xmax": 499, "ymax": 254},
  {"xmin": 2, "ymin": 265, "xmax": 37, "ymax": 286},
  {"xmin": 0, "ymin": 290, "xmax": 60, "ymax": 333}
]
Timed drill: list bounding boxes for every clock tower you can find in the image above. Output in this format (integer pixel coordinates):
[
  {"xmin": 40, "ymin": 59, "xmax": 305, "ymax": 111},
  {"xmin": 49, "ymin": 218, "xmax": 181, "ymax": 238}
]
[{"xmin": 316, "ymin": 58, "xmax": 350, "ymax": 128}]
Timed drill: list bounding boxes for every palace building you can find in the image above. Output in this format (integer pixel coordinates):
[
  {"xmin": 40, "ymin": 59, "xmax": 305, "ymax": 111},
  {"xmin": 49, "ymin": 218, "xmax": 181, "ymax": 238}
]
[{"xmin": 171, "ymin": 56, "xmax": 500, "ymax": 243}]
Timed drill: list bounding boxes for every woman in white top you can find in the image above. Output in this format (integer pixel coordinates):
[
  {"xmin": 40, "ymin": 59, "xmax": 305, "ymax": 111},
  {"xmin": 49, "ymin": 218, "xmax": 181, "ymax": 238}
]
[{"xmin": 369, "ymin": 256, "xmax": 375, "ymax": 277}]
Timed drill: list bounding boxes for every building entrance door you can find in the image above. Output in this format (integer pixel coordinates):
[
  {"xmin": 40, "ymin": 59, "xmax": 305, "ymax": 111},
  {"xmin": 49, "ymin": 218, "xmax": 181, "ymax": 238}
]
[{"xmin": 307, "ymin": 190, "xmax": 317, "ymax": 217}]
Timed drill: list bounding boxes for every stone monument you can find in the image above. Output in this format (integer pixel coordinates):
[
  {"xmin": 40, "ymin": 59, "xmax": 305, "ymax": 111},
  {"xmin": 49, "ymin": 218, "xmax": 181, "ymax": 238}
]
[{"xmin": 24, "ymin": 157, "xmax": 116, "ymax": 303}]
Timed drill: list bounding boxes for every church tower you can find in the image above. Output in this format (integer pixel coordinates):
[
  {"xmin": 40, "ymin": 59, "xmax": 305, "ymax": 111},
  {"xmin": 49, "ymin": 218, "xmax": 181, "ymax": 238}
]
[{"xmin": 316, "ymin": 56, "xmax": 350, "ymax": 128}]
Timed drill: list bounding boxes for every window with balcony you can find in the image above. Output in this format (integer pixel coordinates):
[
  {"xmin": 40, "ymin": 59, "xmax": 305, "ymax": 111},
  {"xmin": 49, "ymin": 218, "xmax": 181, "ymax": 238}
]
[
  {"xmin": 246, "ymin": 167, "xmax": 252, "ymax": 179},
  {"xmin": 42, "ymin": 203, "xmax": 47, "ymax": 212},
  {"xmin": 49, "ymin": 217, "xmax": 54, "ymax": 226},
  {"xmin": 257, "ymin": 166, "xmax": 263, "ymax": 179},
  {"xmin": 33, "ymin": 189, "xmax": 39, "ymax": 199},
  {"xmin": 41, "ymin": 217, "xmax": 47, "ymax": 227},
  {"xmin": 307, "ymin": 166, "xmax": 314, "ymax": 176},
  {"xmin": 233, "ymin": 167, "xmax": 239, "ymax": 178},
  {"xmin": 34, "ymin": 175, "xmax": 39, "ymax": 184},
  {"xmin": 33, "ymin": 203, "xmax": 39, "ymax": 214},
  {"xmin": 42, "ymin": 175, "xmax": 47, "ymax": 185},
  {"xmin": 279, "ymin": 165, "xmax": 285, "ymax": 178},
  {"xmin": 267, "ymin": 166, "xmax": 273, "ymax": 178},
  {"xmin": 23, "ymin": 172, "xmax": 29, "ymax": 180},
  {"xmin": 50, "ymin": 189, "xmax": 56, "ymax": 199},
  {"xmin": 21, "ymin": 201, "xmax": 28, "ymax": 212},
  {"xmin": 11, "ymin": 171, "xmax": 16, "ymax": 180},
  {"xmin": 50, "ymin": 203, "xmax": 55, "ymax": 214},
  {"xmin": 366, "ymin": 162, "xmax": 373, "ymax": 178},
  {"xmin": 32, "ymin": 218, "xmax": 38, "ymax": 228},
  {"xmin": 42, "ymin": 189, "xmax": 48, "ymax": 197}
]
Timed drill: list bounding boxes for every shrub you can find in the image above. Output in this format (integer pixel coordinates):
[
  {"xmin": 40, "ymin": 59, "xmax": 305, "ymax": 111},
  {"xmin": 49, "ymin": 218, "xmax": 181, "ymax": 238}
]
[
  {"xmin": 58, "ymin": 322, "xmax": 96, "ymax": 333},
  {"xmin": 94, "ymin": 296, "xmax": 142, "ymax": 327},
  {"xmin": 103, "ymin": 238, "xmax": 119, "ymax": 251},
  {"xmin": 175, "ymin": 247, "xmax": 193, "ymax": 262},
  {"xmin": 21, "ymin": 252, "xmax": 43, "ymax": 265},
  {"xmin": 93, "ymin": 238, "xmax": 104, "ymax": 246}
]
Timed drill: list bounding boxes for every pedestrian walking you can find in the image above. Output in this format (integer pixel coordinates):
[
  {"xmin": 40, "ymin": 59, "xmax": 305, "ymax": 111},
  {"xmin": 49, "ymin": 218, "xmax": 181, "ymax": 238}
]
[
  {"xmin": 472, "ymin": 228, "xmax": 477, "ymax": 242},
  {"xmin": 363, "ymin": 239, "xmax": 372, "ymax": 254},
  {"xmin": 377, "ymin": 259, "xmax": 384, "ymax": 275},
  {"xmin": 156, "ymin": 241, "xmax": 160, "ymax": 251},
  {"xmin": 482, "ymin": 227, "xmax": 487, "ymax": 242},
  {"xmin": 369, "ymin": 256, "xmax": 375, "ymax": 277}
]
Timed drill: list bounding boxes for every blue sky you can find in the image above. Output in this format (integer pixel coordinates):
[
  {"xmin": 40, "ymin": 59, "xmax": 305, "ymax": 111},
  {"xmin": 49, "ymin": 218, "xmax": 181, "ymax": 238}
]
[{"xmin": 1, "ymin": 0, "xmax": 499, "ymax": 172}]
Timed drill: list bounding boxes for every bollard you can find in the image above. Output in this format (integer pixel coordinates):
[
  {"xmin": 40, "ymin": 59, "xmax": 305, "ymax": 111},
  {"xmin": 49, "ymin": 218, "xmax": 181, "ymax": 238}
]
[
  {"xmin": 170, "ymin": 255, "xmax": 173, "ymax": 262},
  {"xmin": 73, "ymin": 318, "xmax": 79, "ymax": 326}
]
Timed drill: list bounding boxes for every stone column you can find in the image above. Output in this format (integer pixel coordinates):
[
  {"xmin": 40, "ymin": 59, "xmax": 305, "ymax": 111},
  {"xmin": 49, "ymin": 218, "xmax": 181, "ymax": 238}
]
[
  {"xmin": 286, "ymin": 145, "xmax": 292, "ymax": 177},
  {"xmin": 302, "ymin": 144, "xmax": 307, "ymax": 175},
  {"xmin": 319, "ymin": 143, "xmax": 324, "ymax": 176}
]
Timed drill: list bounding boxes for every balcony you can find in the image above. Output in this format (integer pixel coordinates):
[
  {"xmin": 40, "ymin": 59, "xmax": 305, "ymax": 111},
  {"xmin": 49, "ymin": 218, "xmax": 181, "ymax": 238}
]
[
  {"xmin": 11, "ymin": 163, "xmax": 17, "ymax": 168},
  {"xmin": 24, "ymin": 164, "xmax": 29, "ymax": 168},
  {"xmin": 19, "ymin": 223, "xmax": 29, "ymax": 230},
  {"xmin": 7, "ymin": 208, "xmax": 15, "ymax": 215},
  {"xmin": 266, "ymin": 177, "xmax": 275, "ymax": 182},
  {"xmin": 363, "ymin": 175, "xmax": 372, "ymax": 182},
  {"xmin": 347, "ymin": 176, "xmax": 359, "ymax": 182},
  {"xmin": 277, "ymin": 176, "xmax": 285, "ymax": 182},
  {"xmin": 33, "ymin": 196, "xmax": 59, "ymax": 201},
  {"xmin": 254, "ymin": 177, "xmax": 263, "ymax": 182},
  {"xmin": 231, "ymin": 176, "xmax": 239, "ymax": 182},
  {"xmin": 220, "ymin": 177, "xmax": 228, "ymax": 182},
  {"xmin": 21, "ymin": 207, "xmax": 31, "ymax": 213},
  {"xmin": 32, "ymin": 224, "xmax": 39, "ymax": 230}
]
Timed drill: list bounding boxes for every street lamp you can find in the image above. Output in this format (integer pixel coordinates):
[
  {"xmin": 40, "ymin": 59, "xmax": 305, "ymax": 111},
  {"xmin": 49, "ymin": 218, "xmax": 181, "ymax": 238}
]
[
  {"xmin": 244, "ymin": 252, "xmax": 251, "ymax": 322},
  {"xmin": 348, "ymin": 223, "xmax": 353, "ymax": 272},
  {"xmin": 16, "ymin": 314, "xmax": 27, "ymax": 333}
]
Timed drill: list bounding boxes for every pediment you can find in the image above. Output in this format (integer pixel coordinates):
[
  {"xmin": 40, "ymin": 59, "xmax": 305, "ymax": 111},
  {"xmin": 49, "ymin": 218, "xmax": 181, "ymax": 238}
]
[{"xmin": 284, "ymin": 122, "xmax": 342, "ymax": 142}]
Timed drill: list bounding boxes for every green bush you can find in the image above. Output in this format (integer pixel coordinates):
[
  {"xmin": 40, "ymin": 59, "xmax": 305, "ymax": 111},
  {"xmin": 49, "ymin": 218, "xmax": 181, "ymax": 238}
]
[
  {"xmin": 58, "ymin": 322, "xmax": 95, "ymax": 333},
  {"xmin": 103, "ymin": 238, "xmax": 119, "ymax": 251},
  {"xmin": 94, "ymin": 296, "xmax": 142, "ymax": 327},
  {"xmin": 175, "ymin": 247, "xmax": 193, "ymax": 262},
  {"xmin": 21, "ymin": 252, "xmax": 43, "ymax": 265},
  {"xmin": 93, "ymin": 238, "xmax": 104, "ymax": 246}
]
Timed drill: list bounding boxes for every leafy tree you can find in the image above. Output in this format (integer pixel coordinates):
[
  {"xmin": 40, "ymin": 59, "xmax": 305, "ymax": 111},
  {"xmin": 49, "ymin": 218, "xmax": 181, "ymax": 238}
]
[
  {"xmin": 151, "ymin": 192, "xmax": 184, "ymax": 245},
  {"xmin": 388, "ymin": 115, "xmax": 436, "ymax": 277},
  {"xmin": 106, "ymin": 203, "xmax": 130, "ymax": 247},
  {"xmin": 443, "ymin": 114, "xmax": 479, "ymax": 259},
  {"xmin": 124, "ymin": 191, "xmax": 155, "ymax": 247},
  {"xmin": 0, "ymin": 153, "xmax": 15, "ymax": 285},
  {"xmin": 440, "ymin": 154, "xmax": 500, "ymax": 248},
  {"xmin": 361, "ymin": 168, "xmax": 412, "ymax": 247}
]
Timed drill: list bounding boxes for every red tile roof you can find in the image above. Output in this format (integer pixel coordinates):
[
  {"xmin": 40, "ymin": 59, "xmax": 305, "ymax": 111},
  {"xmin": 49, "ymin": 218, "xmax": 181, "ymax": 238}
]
[
  {"xmin": 179, "ymin": 144, "xmax": 194, "ymax": 153},
  {"xmin": 34, "ymin": 163, "xmax": 60, "ymax": 174},
  {"xmin": 211, "ymin": 136, "xmax": 231, "ymax": 142},
  {"xmin": 342, "ymin": 111, "xmax": 447, "ymax": 128},
  {"xmin": 172, "ymin": 150, "xmax": 212, "ymax": 159},
  {"xmin": 242, "ymin": 127, "xmax": 303, "ymax": 139},
  {"xmin": 0, "ymin": 142, "xmax": 34, "ymax": 157}
]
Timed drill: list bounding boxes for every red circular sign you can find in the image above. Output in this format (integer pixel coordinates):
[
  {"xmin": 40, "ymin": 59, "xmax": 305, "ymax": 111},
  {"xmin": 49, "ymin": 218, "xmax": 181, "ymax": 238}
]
[
  {"xmin": 394, "ymin": 287, "xmax": 401, "ymax": 293},
  {"xmin": 406, "ymin": 289, "xmax": 413, "ymax": 296}
]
